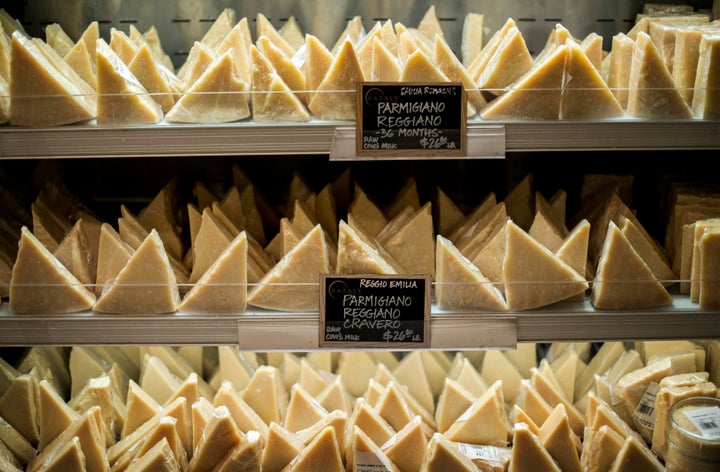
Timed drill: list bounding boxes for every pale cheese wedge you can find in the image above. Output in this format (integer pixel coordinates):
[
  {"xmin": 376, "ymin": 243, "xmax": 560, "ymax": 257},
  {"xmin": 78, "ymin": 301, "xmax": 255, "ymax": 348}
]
[
  {"xmin": 289, "ymin": 425, "xmax": 344, "ymax": 472},
  {"xmin": 294, "ymin": 408, "xmax": 347, "ymax": 452},
  {"xmin": 186, "ymin": 406, "xmax": 243, "ymax": 472},
  {"xmin": 213, "ymin": 430, "xmax": 263, "ymax": 472},
  {"xmin": 30, "ymin": 193, "xmax": 70, "ymax": 253},
  {"xmin": 132, "ymin": 25, "xmax": 175, "ymax": 72},
  {"xmin": 38, "ymin": 379, "xmax": 79, "ymax": 450},
  {"xmin": 356, "ymin": 22, "xmax": 384, "ymax": 80},
  {"xmin": 125, "ymin": 437, "xmax": 179, "ymax": 472},
  {"xmin": 349, "ymin": 184, "xmax": 388, "ymax": 237},
  {"xmin": 478, "ymin": 25, "xmax": 534, "ymax": 97},
  {"xmin": 241, "ymin": 365, "xmax": 287, "ymax": 427},
  {"xmin": 581, "ymin": 424, "xmax": 625, "ymax": 472},
  {"xmin": 53, "ymin": 218, "xmax": 96, "ymax": 286},
  {"xmin": 381, "ymin": 416, "xmax": 427, "ymax": 472},
  {"xmin": 284, "ymin": 384, "xmax": 328, "ymax": 433},
  {"xmin": 422, "ymin": 432, "xmax": 478, "ymax": 471},
  {"xmin": 68, "ymin": 375, "xmax": 124, "ymax": 446},
  {"xmin": 349, "ymin": 426, "xmax": 400, "ymax": 472},
  {"xmin": 122, "ymin": 380, "xmax": 161, "ymax": 438},
  {"xmin": 256, "ymin": 13, "xmax": 295, "ymax": 58},
  {"xmin": 393, "ymin": 351, "xmax": 436, "ymax": 414},
  {"xmin": 505, "ymin": 343, "xmax": 539, "ymax": 379},
  {"xmin": 467, "ymin": 18, "xmax": 517, "ymax": 81},
  {"xmin": 336, "ymin": 220, "xmax": 400, "ymax": 274},
  {"xmin": 44, "ymin": 22, "xmax": 73, "ymax": 57},
  {"xmin": 433, "ymin": 35, "xmax": 486, "ymax": 113},
  {"xmin": 181, "ymin": 41, "xmax": 217, "ymax": 90},
  {"xmin": 109, "ymin": 28, "xmax": 139, "ymax": 65},
  {"xmin": 375, "ymin": 380, "xmax": 416, "ymax": 433},
  {"xmin": 561, "ymin": 39, "xmax": 624, "ymax": 119},
  {"xmin": 336, "ymin": 351, "xmax": 377, "ymax": 398},
  {"xmin": 481, "ymin": 44, "xmax": 567, "ymax": 120},
  {"xmin": 627, "ymin": 32, "xmax": 692, "ymax": 118},
  {"xmin": 453, "ymin": 357, "xmax": 489, "ymax": 397},
  {"xmin": 514, "ymin": 380, "xmax": 554, "ymax": 428},
  {"xmin": 215, "ymin": 19, "xmax": 251, "ymax": 84},
  {"xmin": 575, "ymin": 341, "xmax": 626, "ymax": 400},
  {"xmin": 0, "ymin": 431, "xmax": 22, "ymax": 471},
  {"xmin": 0, "ymin": 414, "xmax": 36, "ymax": 465},
  {"xmin": 481, "ymin": 350, "xmax": 523, "ymax": 401},
  {"xmin": 129, "ymin": 44, "xmax": 181, "ymax": 114},
  {"xmin": 331, "ymin": 16, "xmax": 364, "ymax": 54},
  {"xmin": 200, "ymin": 8, "xmax": 236, "ymax": 50},
  {"xmin": 382, "ymin": 202, "xmax": 434, "ymax": 276},
  {"xmin": 436, "ymin": 187, "xmax": 466, "ymax": 236},
  {"xmin": 581, "ymin": 32, "xmax": 604, "ymax": 71},
  {"xmin": 262, "ymin": 422, "xmax": 305, "ymax": 472},
  {"xmin": 608, "ymin": 33, "xmax": 636, "ymax": 108},
  {"xmin": 512, "ymin": 405, "xmax": 541, "ymax": 435},
  {"xmin": 298, "ymin": 358, "xmax": 333, "ymax": 397},
  {"xmin": 166, "ymin": 50, "xmax": 250, "ymax": 123},
  {"xmin": 538, "ymin": 404, "xmax": 582, "ymax": 472},
  {"xmin": 435, "ymin": 378, "xmax": 476, "ymax": 433},
  {"xmin": 445, "ymin": 380, "xmax": 509, "ymax": 447},
  {"xmin": 435, "ymin": 235, "xmax": 508, "ymax": 311},
  {"xmin": 250, "ymin": 45, "xmax": 309, "ymax": 122},
  {"xmin": 673, "ymin": 26, "xmax": 720, "ymax": 105},
  {"xmin": 457, "ymin": 203, "xmax": 508, "ymax": 260},
  {"xmin": 38, "ymin": 436, "xmax": 85, "ymax": 472},
  {"xmin": 619, "ymin": 216, "xmax": 675, "ymax": 285},
  {"xmin": 248, "ymin": 224, "xmax": 330, "ymax": 311},
  {"xmin": 191, "ymin": 396, "xmax": 213, "ymax": 451},
  {"xmin": 529, "ymin": 199, "xmax": 566, "ymax": 253},
  {"xmin": 0, "ymin": 374, "xmax": 38, "ymax": 444},
  {"xmin": 530, "ymin": 367, "xmax": 585, "ymax": 437},
  {"xmin": 700, "ymin": 225, "xmax": 720, "ymax": 307},
  {"xmin": 64, "ymin": 38, "xmax": 97, "ymax": 90},
  {"xmin": 257, "ymin": 35, "xmax": 308, "ymax": 104},
  {"xmin": 129, "ymin": 416, "xmax": 187, "ymax": 471},
  {"xmin": 536, "ymin": 23, "xmax": 573, "ymax": 65},
  {"xmin": 503, "ymin": 220, "xmax": 588, "ymax": 311},
  {"xmin": 448, "ymin": 192, "xmax": 498, "ymax": 243},
  {"xmin": 592, "ymin": 222, "xmax": 672, "ymax": 309},
  {"xmin": 139, "ymin": 355, "xmax": 183, "ymax": 406},
  {"xmin": 509, "ymin": 422, "xmax": 561, "ymax": 472},
  {"xmin": 213, "ymin": 381, "xmax": 269, "ymax": 440},
  {"xmin": 692, "ymin": 33, "xmax": 720, "ymax": 119},
  {"xmin": 308, "ymin": 39, "xmax": 363, "ymax": 120},
  {"xmin": 461, "ymin": 12, "xmax": 484, "ymax": 67},
  {"xmin": 189, "ymin": 207, "xmax": 233, "ymax": 284},
  {"xmin": 609, "ymin": 435, "xmax": 664, "ymax": 472},
  {"xmin": 555, "ymin": 220, "xmax": 591, "ymax": 301},
  {"xmin": 504, "ymin": 174, "xmax": 535, "ymax": 233},
  {"xmin": 279, "ymin": 16, "xmax": 304, "ymax": 51},
  {"xmin": 347, "ymin": 397, "xmax": 395, "ymax": 450},
  {"xmin": 316, "ymin": 376, "xmax": 352, "ymax": 416},
  {"xmin": 470, "ymin": 219, "xmax": 507, "ymax": 293},
  {"xmin": 304, "ymin": 34, "xmax": 333, "ymax": 97},
  {"xmin": 96, "ymin": 38, "xmax": 163, "ymax": 125},
  {"xmin": 371, "ymin": 37, "xmax": 401, "ymax": 81}
]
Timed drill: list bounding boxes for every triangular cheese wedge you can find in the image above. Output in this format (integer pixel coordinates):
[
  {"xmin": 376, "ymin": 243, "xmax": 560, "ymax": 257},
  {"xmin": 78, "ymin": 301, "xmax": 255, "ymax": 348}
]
[
  {"xmin": 94, "ymin": 229, "xmax": 180, "ymax": 314},
  {"xmin": 256, "ymin": 13, "xmax": 295, "ymax": 58},
  {"xmin": 45, "ymin": 22, "xmax": 73, "ymax": 57},
  {"xmin": 308, "ymin": 39, "xmax": 363, "ymax": 120},
  {"xmin": 347, "ymin": 398, "xmax": 395, "ymax": 450},
  {"xmin": 121, "ymin": 380, "xmax": 160, "ymax": 438},
  {"xmin": 422, "ymin": 432, "xmax": 477, "ymax": 471},
  {"xmin": 529, "ymin": 203, "xmax": 566, "ymax": 253},
  {"xmin": 383, "ymin": 203, "xmax": 434, "ymax": 276},
  {"xmin": 437, "ymin": 187, "xmax": 465, "ymax": 236},
  {"xmin": 536, "ymin": 23, "xmax": 573, "ymax": 64},
  {"xmin": 290, "ymin": 426, "xmax": 345, "ymax": 472},
  {"xmin": 213, "ymin": 381, "xmax": 269, "ymax": 440},
  {"xmin": 457, "ymin": 203, "xmax": 508, "ymax": 260},
  {"xmin": 261, "ymin": 422, "xmax": 305, "ymax": 472},
  {"xmin": 248, "ymin": 224, "xmax": 330, "ymax": 311},
  {"xmin": 509, "ymin": 422, "xmax": 561, "ymax": 472},
  {"xmin": 257, "ymin": 35, "xmax": 308, "ymax": 104},
  {"xmin": 392, "ymin": 351, "xmax": 436, "ymax": 414},
  {"xmin": 537, "ymin": 404, "xmax": 582, "ymax": 472},
  {"xmin": 166, "ymin": 51, "xmax": 250, "ymax": 123},
  {"xmin": 468, "ymin": 18, "xmax": 516, "ymax": 81},
  {"xmin": 138, "ymin": 355, "xmax": 183, "ymax": 406},
  {"xmin": 129, "ymin": 44, "xmax": 180, "ymax": 113},
  {"xmin": 619, "ymin": 216, "xmax": 675, "ymax": 285},
  {"xmin": 561, "ymin": 39, "xmax": 624, "ymax": 119},
  {"xmin": 375, "ymin": 381, "xmax": 416, "ymax": 433},
  {"xmin": 189, "ymin": 207, "xmax": 233, "ymax": 283},
  {"xmin": 417, "ymin": 5, "xmax": 445, "ymax": 41},
  {"xmin": 331, "ymin": 16, "xmax": 364, "ymax": 54},
  {"xmin": 298, "ymin": 358, "xmax": 334, "ymax": 397},
  {"xmin": 512, "ymin": 405, "xmax": 541, "ymax": 435},
  {"xmin": 95, "ymin": 223, "xmax": 133, "ymax": 297},
  {"xmin": 30, "ymin": 193, "xmax": 71, "ymax": 253},
  {"xmin": 454, "ymin": 357, "xmax": 489, "ymax": 397},
  {"xmin": 181, "ymin": 41, "xmax": 218, "ymax": 89},
  {"xmin": 10, "ymin": 32, "xmax": 96, "ymax": 126},
  {"xmin": 180, "ymin": 231, "xmax": 248, "ymax": 314},
  {"xmin": 445, "ymin": 380, "xmax": 509, "ymax": 446},
  {"xmin": 336, "ymin": 220, "xmax": 400, "ymax": 274},
  {"xmin": 371, "ymin": 37, "xmax": 401, "ymax": 81},
  {"xmin": 279, "ymin": 16, "xmax": 304, "ymax": 51},
  {"xmin": 134, "ymin": 25, "xmax": 175, "ymax": 72},
  {"xmin": 241, "ymin": 365, "xmax": 287, "ymax": 427},
  {"xmin": 37, "ymin": 436, "xmax": 85, "ymax": 472},
  {"xmin": 435, "ymin": 378, "xmax": 477, "ymax": 433},
  {"xmin": 215, "ymin": 19, "xmax": 251, "ymax": 84},
  {"xmin": 348, "ymin": 426, "xmax": 400, "ymax": 472},
  {"xmin": 126, "ymin": 437, "xmax": 179, "ymax": 472},
  {"xmin": 555, "ymin": 219, "xmax": 591, "ymax": 295},
  {"xmin": 64, "ymin": 38, "xmax": 97, "ymax": 90},
  {"xmin": 503, "ymin": 221, "xmax": 588, "ymax": 311},
  {"xmin": 354, "ymin": 21, "xmax": 383, "ymax": 81},
  {"xmin": 382, "ymin": 416, "xmax": 427, "ymax": 472},
  {"xmin": 481, "ymin": 350, "xmax": 523, "ymax": 401},
  {"xmin": 400, "ymin": 48, "xmax": 449, "ymax": 84},
  {"xmin": 336, "ymin": 351, "xmax": 377, "ymax": 398},
  {"xmin": 461, "ymin": 12, "xmax": 485, "ymax": 67},
  {"xmin": 435, "ymin": 235, "xmax": 508, "ymax": 311},
  {"xmin": 130, "ymin": 416, "xmax": 186, "ymax": 471},
  {"xmin": 627, "ymin": 32, "xmax": 692, "ymax": 118},
  {"xmin": 503, "ymin": 174, "xmax": 534, "ymax": 233},
  {"xmin": 137, "ymin": 179, "xmax": 183, "ymax": 260},
  {"xmin": 609, "ymin": 435, "xmax": 664, "ymax": 472},
  {"xmin": 53, "ymin": 218, "xmax": 96, "ymax": 286},
  {"xmin": 295, "ymin": 409, "xmax": 347, "ymax": 451},
  {"xmin": 592, "ymin": 222, "xmax": 672, "ymax": 308},
  {"xmin": 608, "ymin": 33, "xmax": 635, "ymax": 108},
  {"xmin": 10, "ymin": 226, "xmax": 96, "ymax": 314},
  {"xmin": 67, "ymin": 375, "xmax": 123, "ymax": 447},
  {"xmin": 96, "ymin": 38, "xmax": 162, "ymax": 125},
  {"xmin": 316, "ymin": 376, "xmax": 352, "ymax": 416},
  {"xmin": 239, "ymin": 184, "xmax": 267, "ymax": 245},
  {"xmin": 433, "ymin": 35, "xmax": 486, "ymax": 113},
  {"xmin": 304, "ymin": 34, "xmax": 333, "ymax": 96},
  {"xmin": 109, "ymin": 28, "xmax": 139, "ymax": 65},
  {"xmin": 581, "ymin": 32, "xmax": 604, "ymax": 71},
  {"xmin": 0, "ymin": 375, "xmax": 38, "ymax": 444},
  {"xmin": 530, "ymin": 367, "xmax": 585, "ymax": 436},
  {"xmin": 481, "ymin": 44, "xmax": 567, "ymax": 120},
  {"xmin": 349, "ymin": 184, "xmax": 388, "ymax": 237},
  {"xmin": 200, "ymin": 8, "xmax": 236, "ymax": 49},
  {"xmin": 477, "ymin": 25, "xmax": 534, "ymax": 96},
  {"xmin": 692, "ymin": 34, "xmax": 720, "ymax": 119},
  {"xmin": 386, "ymin": 178, "xmax": 421, "ymax": 219},
  {"xmin": 186, "ymin": 406, "xmax": 243, "ymax": 472},
  {"xmin": 250, "ymin": 45, "xmax": 309, "ymax": 122},
  {"xmin": 218, "ymin": 346, "xmax": 254, "ymax": 392},
  {"xmin": 581, "ymin": 424, "xmax": 625, "ymax": 472},
  {"xmin": 284, "ymin": 384, "xmax": 328, "ymax": 433},
  {"xmin": 38, "ymin": 379, "xmax": 79, "ymax": 450}
]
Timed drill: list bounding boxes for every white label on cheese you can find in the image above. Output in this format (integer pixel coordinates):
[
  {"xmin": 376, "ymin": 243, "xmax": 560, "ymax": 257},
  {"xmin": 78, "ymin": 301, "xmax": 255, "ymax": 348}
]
[
  {"xmin": 456, "ymin": 442, "xmax": 511, "ymax": 465},
  {"xmin": 632, "ymin": 381, "xmax": 660, "ymax": 431},
  {"xmin": 355, "ymin": 451, "xmax": 395, "ymax": 471},
  {"xmin": 683, "ymin": 406, "xmax": 720, "ymax": 439}
]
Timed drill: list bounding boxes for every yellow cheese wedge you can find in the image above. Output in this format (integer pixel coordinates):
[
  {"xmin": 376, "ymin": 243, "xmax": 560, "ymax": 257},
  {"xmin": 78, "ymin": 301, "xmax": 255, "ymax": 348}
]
[
  {"xmin": 28, "ymin": 406, "xmax": 109, "ymax": 472},
  {"xmin": 348, "ymin": 184, "xmax": 388, "ymax": 238},
  {"xmin": 215, "ymin": 20, "xmax": 251, "ymax": 84},
  {"xmin": 10, "ymin": 31, "xmax": 96, "ymax": 126},
  {"xmin": 298, "ymin": 358, "xmax": 333, "ymax": 397},
  {"xmin": 181, "ymin": 41, "xmax": 218, "ymax": 90},
  {"xmin": 122, "ymin": 380, "xmax": 161, "ymax": 439},
  {"xmin": 0, "ymin": 414, "xmax": 36, "ymax": 465},
  {"xmin": 262, "ymin": 422, "xmax": 305, "ymax": 472},
  {"xmin": 213, "ymin": 381, "xmax": 269, "ymax": 440},
  {"xmin": 242, "ymin": 365, "xmax": 287, "ymax": 427},
  {"xmin": 131, "ymin": 25, "xmax": 175, "ymax": 73},
  {"xmin": 315, "ymin": 376, "xmax": 352, "ymax": 416},
  {"xmin": 581, "ymin": 424, "xmax": 625, "ymax": 472},
  {"xmin": 538, "ymin": 404, "xmax": 582, "ymax": 472},
  {"xmin": 375, "ymin": 381, "xmax": 416, "ymax": 433},
  {"xmin": 256, "ymin": 13, "xmax": 295, "ymax": 59},
  {"xmin": 44, "ymin": 22, "xmax": 73, "ymax": 57},
  {"xmin": 509, "ymin": 422, "xmax": 561, "ymax": 472},
  {"xmin": 393, "ymin": 351, "xmax": 438, "ymax": 414},
  {"xmin": 136, "ymin": 180, "xmax": 182, "ymax": 260},
  {"xmin": 30, "ymin": 195, "xmax": 71, "ymax": 254},
  {"xmin": 575, "ymin": 342, "xmax": 626, "ymax": 401},
  {"xmin": 278, "ymin": 16, "xmax": 304, "ymax": 51},
  {"xmin": 454, "ymin": 357, "xmax": 489, "ymax": 397},
  {"xmin": 515, "ymin": 379, "xmax": 554, "ymax": 427},
  {"xmin": 336, "ymin": 220, "xmax": 400, "ymax": 274},
  {"xmin": 38, "ymin": 379, "xmax": 79, "ymax": 450},
  {"xmin": 295, "ymin": 408, "xmax": 347, "ymax": 451},
  {"xmin": 356, "ymin": 22, "xmax": 384, "ymax": 79},
  {"xmin": 436, "ymin": 187, "xmax": 466, "ymax": 239},
  {"xmin": 461, "ymin": 12, "xmax": 485, "ymax": 66},
  {"xmin": 335, "ymin": 351, "xmax": 377, "ymax": 398},
  {"xmin": 457, "ymin": 203, "xmax": 508, "ymax": 260},
  {"xmin": 581, "ymin": 32, "xmax": 604, "ymax": 71},
  {"xmin": 109, "ymin": 28, "xmax": 139, "ymax": 66},
  {"xmin": 68, "ymin": 375, "xmax": 124, "ymax": 446},
  {"xmin": 64, "ymin": 38, "xmax": 97, "ymax": 90},
  {"xmin": 433, "ymin": 35, "xmax": 486, "ymax": 114},
  {"xmin": 536, "ymin": 23, "xmax": 573, "ymax": 65},
  {"xmin": 555, "ymin": 220, "xmax": 590, "ymax": 301},
  {"xmin": 186, "ymin": 406, "xmax": 243, "ymax": 472},
  {"xmin": 371, "ymin": 36, "xmax": 401, "ymax": 81},
  {"xmin": 190, "ymin": 396, "xmax": 213, "ymax": 451},
  {"xmin": 133, "ymin": 416, "xmax": 187, "ymax": 470},
  {"xmin": 607, "ymin": 33, "xmax": 636, "ymax": 108},
  {"xmin": 94, "ymin": 229, "xmax": 180, "ymax": 314},
  {"xmin": 435, "ymin": 235, "xmax": 508, "ymax": 311},
  {"xmin": 200, "ymin": 8, "xmax": 236, "ymax": 50},
  {"xmin": 381, "ymin": 416, "xmax": 427, "ymax": 471},
  {"xmin": 347, "ymin": 397, "xmax": 395, "ymax": 449},
  {"xmin": 561, "ymin": 39, "xmax": 624, "ymax": 119},
  {"xmin": 529, "ymin": 203, "xmax": 566, "ymax": 253},
  {"xmin": 304, "ymin": 34, "xmax": 333, "ymax": 98},
  {"xmin": 331, "ymin": 15, "xmax": 364, "ymax": 54},
  {"xmin": 364, "ymin": 378, "xmax": 386, "ymax": 408},
  {"xmin": 417, "ymin": 5, "xmax": 445, "ymax": 41},
  {"xmin": 257, "ymin": 35, "xmax": 307, "ymax": 104},
  {"xmin": 189, "ymin": 207, "xmax": 233, "ymax": 284},
  {"xmin": 435, "ymin": 378, "xmax": 476, "ymax": 433},
  {"xmin": 139, "ymin": 355, "xmax": 183, "ymax": 406},
  {"xmin": 467, "ymin": 18, "xmax": 516, "ymax": 82},
  {"xmin": 213, "ymin": 430, "xmax": 263, "ymax": 472},
  {"xmin": 503, "ymin": 220, "xmax": 588, "ymax": 311},
  {"xmin": 481, "ymin": 44, "xmax": 567, "ymax": 120},
  {"xmin": 250, "ymin": 45, "xmax": 309, "ymax": 122},
  {"xmin": 448, "ymin": 192, "xmax": 497, "ymax": 243},
  {"xmin": 284, "ymin": 384, "xmax": 328, "ymax": 433},
  {"xmin": 505, "ymin": 174, "xmax": 535, "ymax": 232},
  {"xmin": 10, "ymin": 226, "xmax": 96, "ymax": 314},
  {"xmin": 218, "ymin": 346, "xmax": 254, "ymax": 392},
  {"xmin": 673, "ymin": 26, "xmax": 719, "ymax": 105},
  {"xmin": 609, "ymin": 435, "xmax": 664, "ymax": 472},
  {"xmin": 619, "ymin": 216, "xmax": 675, "ymax": 285},
  {"xmin": 68, "ymin": 346, "xmax": 110, "ymax": 398},
  {"xmin": 289, "ymin": 426, "xmax": 345, "ymax": 472},
  {"xmin": 180, "ymin": 231, "xmax": 248, "ymax": 314},
  {"xmin": 167, "ymin": 50, "xmax": 250, "ymax": 123},
  {"xmin": 627, "ymin": 32, "xmax": 692, "ymax": 118},
  {"xmin": 96, "ymin": 38, "xmax": 163, "ymax": 125},
  {"xmin": 129, "ymin": 44, "xmax": 180, "ymax": 114},
  {"xmin": 0, "ymin": 374, "xmax": 38, "ymax": 444},
  {"xmin": 470, "ymin": 220, "xmax": 507, "ymax": 293},
  {"xmin": 348, "ymin": 426, "xmax": 400, "ymax": 472},
  {"xmin": 530, "ymin": 368, "xmax": 585, "ymax": 437},
  {"xmin": 480, "ymin": 350, "xmax": 522, "ymax": 401},
  {"xmin": 445, "ymin": 380, "xmax": 509, "ymax": 446},
  {"xmin": 400, "ymin": 48, "xmax": 449, "ymax": 85},
  {"xmin": 592, "ymin": 222, "xmax": 672, "ymax": 309},
  {"xmin": 422, "ymin": 432, "xmax": 477, "ymax": 471},
  {"xmin": 382, "ymin": 202, "xmax": 434, "ymax": 275},
  {"xmin": 478, "ymin": 25, "xmax": 534, "ymax": 97},
  {"xmin": 125, "ymin": 437, "xmax": 179, "ymax": 472},
  {"xmin": 308, "ymin": 38, "xmax": 363, "ymax": 120},
  {"xmin": 0, "ymin": 436, "xmax": 22, "ymax": 471},
  {"xmin": 505, "ymin": 343, "xmax": 538, "ymax": 380},
  {"xmin": 512, "ymin": 405, "xmax": 541, "ymax": 435},
  {"xmin": 248, "ymin": 224, "xmax": 330, "ymax": 311},
  {"xmin": 692, "ymin": 33, "xmax": 720, "ymax": 119},
  {"xmin": 38, "ymin": 436, "xmax": 85, "ymax": 472},
  {"xmin": 53, "ymin": 218, "xmax": 96, "ymax": 286}
]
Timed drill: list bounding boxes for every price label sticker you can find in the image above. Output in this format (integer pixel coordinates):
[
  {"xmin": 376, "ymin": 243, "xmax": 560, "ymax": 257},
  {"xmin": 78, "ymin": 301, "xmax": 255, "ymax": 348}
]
[
  {"xmin": 632, "ymin": 381, "xmax": 660, "ymax": 431},
  {"xmin": 683, "ymin": 406, "xmax": 720, "ymax": 439},
  {"xmin": 320, "ymin": 274, "xmax": 431, "ymax": 348},
  {"xmin": 357, "ymin": 82, "xmax": 466, "ymax": 156}
]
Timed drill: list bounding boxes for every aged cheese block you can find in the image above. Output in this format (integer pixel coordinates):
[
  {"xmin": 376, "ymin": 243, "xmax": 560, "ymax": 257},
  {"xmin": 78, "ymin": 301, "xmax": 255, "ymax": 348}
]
[
  {"xmin": 336, "ymin": 220, "xmax": 400, "ymax": 274},
  {"xmin": 581, "ymin": 32, "xmax": 604, "ymax": 70},
  {"xmin": 356, "ymin": 22, "xmax": 384, "ymax": 79},
  {"xmin": 692, "ymin": 33, "xmax": 720, "ymax": 119},
  {"xmin": 30, "ymin": 193, "xmax": 71, "ymax": 253},
  {"xmin": 51, "ymin": 218, "xmax": 95, "ymax": 287},
  {"xmin": 212, "ymin": 430, "xmax": 262, "ymax": 472},
  {"xmin": 289, "ymin": 426, "xmax": 345, "ymax": 472},
  {"xmin": 334, "ymin": 352, "xmax": 376, "ymax": 399},
  {"xmin": 308, "ymin": 39, "xmax": 363, "ymax": 120},
  {"xmin": 477, "ymin": 25, "xmax": 534, "ymax": 97},
  {"xmin": 262, "ymin": 422, "xmax": 304, "ymax": 472},
  {"xmin": 619, "ymin": 216, "xmax": 676, "ymax": 285},
  {"xmin": 449, "ymin": 192, "xmax": 497, "ymax": 243},
  {"xmin": 592, "ymin": 222, "xmax": 672, "ymax": 309},
  {"xmin": 213, "ymin": 381, "xmax": 269, "ymax": 440},
  {"xmin": 381, "ymin": 416, "xmax": 427, "ymax": 471},
  {"xmin": 197, "ymin": 7, "xmax": 236, "ymax": 50},
  {"xmin": 10, "ymin": 31, "xmax": 96, "ymax": 126},
  {"xmin": 250, "ymin": 45, "xmax": 310, "ymax": 122},
  {"xmin": 38, "ymin": 436, "xmax": 85, "ymax": 472},
  {"xmin": 555, "ymin": 219, "xmax": 590, "ymax": 301},
  {"xmin": 190, "ymin": 208, "xmax": 234, "ymax": 284},
  {"xmin": 673, "ymin": 26, "xmax": 720, "ymax": 104},
  {"xmin": 422, "ymin": 433, "xmax": 477, "ymax": 471},
  {"xmin": 445, "ymin": 380, "xmax": 508, "ymax": 446},
  {"xmin": 417, "ymin": 5, "xmax": 444, "ymax": 41},
  {"xmin": 179, "ymin": 231, "xmax": 248, "ymax": 314},
  {"xmin": 482, "ymin": 44, "xmax": 566, "ymax": 119},
  {"xmin": 462, "ymin": 12, "xmax": 484, "ymax": 66},
  {"xmin": 129, "ymin": 44, "xmax": 181, "ymax": 114},
  {"xmin": 530, "ymin": 368, "xmax": 585, "ymax": 437},
  {"xmin": 186, "ymin": 406, "xmax": 243, "ymax": 472},
  {"xmin": 316, "ymin": 377, "xmax": 352, "ymax": 416},
  {"xmin": 503, "ymin": 221, "xmax": 588, "ymax": 311},
  {"xmin": 560, "ymin": 39, "xmax": 624, "ymax": 119},
  {"xmin": 481, "ymin": 350, "xmax": 523, "ymax": 402},
  {"xmin": 297, "ymin": 358, "xmax": 333, "ymax": 397},
  {"xmin": 349, "ymin": 182, "xmax": 388, "ymax": 236},
  {"xmin": 457, "ymin": 203, "xmax": 507, "ymax": 260},
  {"xmin": 166, "ymin": 51, "xmax": 250, "ymax": 123},
  {"xmin": 257, "ymin": 35, "xmax": 307, "ymax": 104},
  {"xmin": 549, "ymin": 350, "xmax": 581, "ymax": 403},
  {"xmin": 10, "ymin": 226, "xmax": 96, "ymax": 314},
  {"xmin": 347, "ymin": 397, "xmax": 395, "ymax": 450},
  {"xmin": 295, "ymin": 408, "xmax": 347, "ymax": 451},
  {"xmin": 94, "ymin": 229, "xmax": 180, "ymax": 314},
  {"xmin": 304, "ymin": 34, "xmax": 334, "ymax": 98},
  {"xmin": 509, "ymin": 422, "xmax": 561, "ymax": 472},
  {"xmin": 139, "ymin": 355, "xmax": 183, "ymax": 406},
  {"xmin": 626, "ymin": 32, "xmax": 692, "ymax": 118},
  {"xmin": 433, "ymin": 35, "xmax": 486, "ymax": 113},
  {"xmin": 400, "ymin": 48, "xmax": 450, "ymax": 83},
  {"xmin": 96, "ymin": 38, "xmax": 163, "ymax": 125},
  {"xmin": 538, "ymin": 404, "xmax": 581, "ymax": 472},
  {"xmin": 393, "ymin": 351, "xmax": 437, "ymax": 414},
  {"xmin": 451, "ymin": 356, "xmax": 489, "ymax": 397},
  {"xmin": 609, "ymin": 435, "xmax": 664, "ymax": 472},
  {"xmin": 256, "ymin": 13, "xmax": 296, "ymax": 58},
  {"xmin": 137, "ymin": 180, "xmax": 182, "ymax": 260},
  {"xmin": 435, "ymin": 235, "xmax": 508, "ymax": 311},
  {"xmin": 28, "ymin": 406, "xmax": 109, "ymax": 472}
]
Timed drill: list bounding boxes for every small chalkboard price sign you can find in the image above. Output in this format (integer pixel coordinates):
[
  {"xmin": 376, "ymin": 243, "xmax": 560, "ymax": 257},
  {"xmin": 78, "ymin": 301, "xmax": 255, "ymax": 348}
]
[
  {"xmin": 320, "ymin": 274, "xmax": 431, "ymax": 348},
  {"xmin": 357, "ymin": 82, "xmax": 466, "ymax": 156}
]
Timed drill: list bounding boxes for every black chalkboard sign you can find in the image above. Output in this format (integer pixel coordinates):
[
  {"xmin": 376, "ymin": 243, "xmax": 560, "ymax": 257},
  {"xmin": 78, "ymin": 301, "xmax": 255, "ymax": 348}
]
[
  {"xmin": 357, "ymin": 82, "xmax": 466, "ymax": 156},
  {"xmin": 320, "ymin": 274, "xmax": 431, "ymax": 348}
]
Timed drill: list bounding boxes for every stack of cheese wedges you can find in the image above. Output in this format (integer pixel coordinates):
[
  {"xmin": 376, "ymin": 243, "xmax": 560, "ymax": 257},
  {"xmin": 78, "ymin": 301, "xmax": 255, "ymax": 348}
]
[
  {"xmin": 0, "ymin": 161, "xmax": 699, "ymax": 313},
  {"xmin": 2, "ymin": 4, "xmax": 719, "ymax": 126},
  {"xmin": 3, "ymin": 339, "xmax": 720, "ymax": 471}
]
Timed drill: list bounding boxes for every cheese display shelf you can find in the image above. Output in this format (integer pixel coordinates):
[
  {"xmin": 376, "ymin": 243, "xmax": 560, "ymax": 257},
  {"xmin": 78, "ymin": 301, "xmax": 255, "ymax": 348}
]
[
  {"xmin": 0, "ymin": 295, "xmax": 716, "ymax": 347},
  {"xmin": 1, "ymin": 120, "xmax": 720, "ymax": 160}
]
